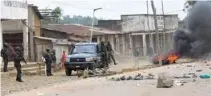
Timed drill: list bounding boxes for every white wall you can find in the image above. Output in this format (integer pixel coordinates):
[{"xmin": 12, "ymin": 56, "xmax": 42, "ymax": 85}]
[
  {"xmin": 121, "ymin": 15, "xmax": 179, "ymax": 32},
  {"xmin": 0, "ymin": 0, "xmax": 28, "ymax": 19},
  {"xmin": 2, "ymin": 20, "xmax": 23, "ymax": 33}
]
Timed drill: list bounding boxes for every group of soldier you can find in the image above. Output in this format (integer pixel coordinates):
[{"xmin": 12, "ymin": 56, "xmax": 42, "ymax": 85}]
[
  {"xmin": 100, "ymin": 40, "xmax": 117, "ymax": 68},
  {"xmin": 1, "ymin": 42, "xmax": 27, "ymax": 82},
  {"xmin": 1, "ymin": 42, "xmax": 57, "ymax": 82},
  {"xmin": 1, "ymin": 40, "xmax": 117, "ymax": 82}
]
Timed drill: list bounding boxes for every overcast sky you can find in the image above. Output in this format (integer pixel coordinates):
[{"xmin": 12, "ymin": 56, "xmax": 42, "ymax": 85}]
[{"xmin": 28, "ymin": 0, "xmax": 186, "ymax": 20}]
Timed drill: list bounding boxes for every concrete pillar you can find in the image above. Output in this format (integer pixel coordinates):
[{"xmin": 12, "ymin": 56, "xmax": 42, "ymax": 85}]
[
  {"xmin": 110, "ymin": 35, "xmax": 115, "ymax": 51},
  {"xmin": 97, "ymin": 36, "xmax": 100, "ymax": 43},
  {"xmin": 129, "ymin": 34, "xmax": 133, "ymax": 56},
  {"xmin": 23, "ymin": 20, "xmax": 29, "ymax": 59},
  {"xmin": 142, "ymin": 34, "xmax": 147, "ymax": 56},
  {"xmin": 122, "ymin": 34, "xmax": 126, "ymax": 55},
  {"xmin": 116, "ymin": 34, "xmax": 120, "ymax": 53},
  {"xmin": 0, "ymin": 20, "xmax": 3, "ymax": 65},
  {"xmin": 149, "ymin": 33, "xmax": 154, "ymax": 54}
]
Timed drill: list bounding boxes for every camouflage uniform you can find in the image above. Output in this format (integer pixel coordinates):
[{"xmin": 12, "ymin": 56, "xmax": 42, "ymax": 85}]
[
  {"xmin": 43, "ymin": 49, "xmax": 53, "ymax": 76},
  {"xmin": 1, "ymin": 43, "xmax": 9, "ymax": 72},
  {"xmin": 100, "ymin": 42, "xmax": 108, "ymax": 68},
  {"xmin": 14, "ymin": 47, "xmax": 26, "ymax": 82}
]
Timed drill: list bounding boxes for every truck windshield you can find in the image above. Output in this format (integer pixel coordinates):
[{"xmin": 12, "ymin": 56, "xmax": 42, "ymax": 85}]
[{"xmin": 72, "ymin": 45, "xmax": 95, "ymax": 54}]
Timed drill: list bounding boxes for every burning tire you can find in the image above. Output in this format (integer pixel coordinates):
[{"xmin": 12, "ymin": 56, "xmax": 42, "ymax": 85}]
[{"xmin": 151, "ymin": 51, "xmax": 179, "ymax": 65}]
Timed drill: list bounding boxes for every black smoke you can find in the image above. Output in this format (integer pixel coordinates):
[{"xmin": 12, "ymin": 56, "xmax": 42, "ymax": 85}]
[{"xmin": 173, "ymin": 1, "xmax": 211, "ymax": 58}]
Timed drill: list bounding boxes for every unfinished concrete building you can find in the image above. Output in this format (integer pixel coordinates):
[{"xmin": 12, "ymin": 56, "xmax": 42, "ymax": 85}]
[{"xmin": 96, "ymin": 14, "xmax": 179, "ymax": 57}]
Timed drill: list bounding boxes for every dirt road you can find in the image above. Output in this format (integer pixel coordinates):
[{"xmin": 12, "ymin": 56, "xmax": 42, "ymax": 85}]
[
  {"xmin": 6, "ymin": 62, "xmax": 211, "ymax": 96},
  {"xmin": 1, "ymin": 55, "xmax": 144, "ymax": 96}
]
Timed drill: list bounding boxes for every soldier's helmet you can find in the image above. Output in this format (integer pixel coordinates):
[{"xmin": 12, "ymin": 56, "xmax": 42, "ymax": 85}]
[
  {"xmin": 14, "ymin": 46, "xmax": 21, "ymax": 52},
  {"xmin": 3, "ymin": 42, "xmax": 8, "ymax": 47},
  {"xmin": 46, "ymin": 49, "xmax": 50, "ymax": 52}
]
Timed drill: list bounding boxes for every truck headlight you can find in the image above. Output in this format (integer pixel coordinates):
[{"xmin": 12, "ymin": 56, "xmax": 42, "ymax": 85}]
[
  {"xmin": 86, "ymin": 57, "xmax": 94, "ymax": 62},
  {"xmin": 66, "ymin": 57, "xmax": 70, "ymax": 62}
]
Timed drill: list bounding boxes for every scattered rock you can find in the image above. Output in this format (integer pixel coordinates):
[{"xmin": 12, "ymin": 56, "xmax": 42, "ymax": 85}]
[
  {"xmin": 37, "ymin": 92, "xmax": 45, "ymax": 96},
  {"xmin": 134, "ymin": 74, "xmax": 143, "ymax": 80},
  {"xmin": 182, "ymin": 74, "xmax": 191, "ymax": 78},
  {"xmin": 187, "ymin": 65, "xmax": 192, "ymax": 67},
  {"xmin": 120, "ymin": 76, "xmax": 126, "ymax": 80},
  {"xmin": 196, "ymin": 70, "xmax": 203, "ymax": 72},
  {"xmin": 193, "ymin": 79, "xmax": 197, "ymax": 82},
  {"xmin": 176, "ymin": 83, "xmax": 184, "ymax": 86},
  {"xmin": 109, "ymin": 77, "xmax": 116, "ymax": 81},
  {"xmin": 115, "ymin": 78, "xmax": 120, "ymax": 81},
  {"xmin": 126, "ymin": 76, "xmax": 133, "ymax": 80},
  {"xmin": 147, "ymin": 73, "xmax": 155, "ymax": 79},
  {"xmin": 157, "ymin": 72, "xmax": 174, "ymax": 88}
]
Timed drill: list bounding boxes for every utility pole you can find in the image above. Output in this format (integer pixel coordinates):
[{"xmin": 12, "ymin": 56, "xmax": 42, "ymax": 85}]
[
  {"xmin": 151, "ymin": 0, "xmax": 162, "ymax": 66},
  {"xmin": 90, "ymin": 8, "xmax": 102, "ymax": 43},
  {"xmin": 161, "ymin": 0, "xmax": 166, "ymax": 52},
  {"xmin": 147, "ymin": 0, "xmax": 154, "ymax": 55}
]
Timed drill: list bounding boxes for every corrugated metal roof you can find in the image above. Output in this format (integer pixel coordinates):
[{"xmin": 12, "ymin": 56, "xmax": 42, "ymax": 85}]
[{"xmin": 41, "ymin": 24, "xmax": 120, "ymax": 36}]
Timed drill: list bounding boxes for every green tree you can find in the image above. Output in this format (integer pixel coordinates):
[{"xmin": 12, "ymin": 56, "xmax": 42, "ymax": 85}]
[
  {"xmin": 59, "ymin": 15, "xmax": 99, "ymax": 26},
  {"xmin": 41, "ymin": 7, "xmax": 62, "ymax": 24}
]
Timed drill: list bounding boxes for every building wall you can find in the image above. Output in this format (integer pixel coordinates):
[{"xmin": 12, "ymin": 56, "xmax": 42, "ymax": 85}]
[
  {"xmin": 121, "ymin": 15, "xmax": 179, "ymax": 32},
  {"xmin": 41, "ymin": 29, "xmax": 68, "ymax": 39},
  {"xmin": 34, "ymin": 39, "xmax": 53, "ymax": 62},
  {"xmin": 53, "ymin": 44, "xmax": 69, "ymax": 64},
  {"xmin": 2, "ymin": 20, "xmax": 23, "ymax": 32},
  {"xmin": 97, "ymin": 20, "xmax": 121, "ymax": 31},
  {"xmin": 34, "ymin": 13, "xmax": 41, "ymax": 36}
]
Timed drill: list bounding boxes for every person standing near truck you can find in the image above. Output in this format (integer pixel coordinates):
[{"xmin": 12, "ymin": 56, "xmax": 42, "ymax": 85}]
[
  {"xmin": 100, "ymin": 41, "xmax": 108, "ymax": 68},
  {"xmin": 61, "ymin": 51, "xmax": 66, "ymax": 70},
  {"xmin": 106, "ymin": 41, "xmax": 117, "ymax": 65},
  {"xmin": 43, "ymin": 49, "xmax": 53, "ymax": 76},
  {"xmin": 13, "ymin": 47, "xmax": 27, "ymax": 82}
]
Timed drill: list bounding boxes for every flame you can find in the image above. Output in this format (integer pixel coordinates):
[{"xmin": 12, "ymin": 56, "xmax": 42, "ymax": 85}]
[{"xmin": 167, "ymin": 52, "xmax": 179, "ymax": 64}]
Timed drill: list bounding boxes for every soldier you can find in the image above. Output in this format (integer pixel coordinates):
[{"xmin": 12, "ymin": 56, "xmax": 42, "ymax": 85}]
[
  {"xmin": 106, "ymin": 41, "xmax": 117, "ymax": 65},
  {"xmin": 51, "ymin": 49, "xmax": 56, "ymax": 67},
  {"xmin": 43, "ymin": 49, "xmax": 53, "ymax": 76},
  {"xmin": 1, "ymin": 43, "xmax": 9, "ymax": 72},
  {"xmin": 13, "ymin": 47, "xmax": 27, "ymax": 82},
  {"xmin": 100, "ymin": 41, "xmax": 108, "ymax": 68}
]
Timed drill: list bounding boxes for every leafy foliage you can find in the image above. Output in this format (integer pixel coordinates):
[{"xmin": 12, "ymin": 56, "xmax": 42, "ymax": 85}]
[{"xmin": 59, "ymin": 15, "xmax": 99, "ymax": 26}]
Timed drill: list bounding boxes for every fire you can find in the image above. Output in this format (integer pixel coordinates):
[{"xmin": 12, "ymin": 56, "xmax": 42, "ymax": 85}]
[
  {"xmin": 152, "ymin": 50, "xmax": 180, "ymax": 65},
  {"xmin": 167, "ymin": 53, "xmax": 179, "ymax": 64}
]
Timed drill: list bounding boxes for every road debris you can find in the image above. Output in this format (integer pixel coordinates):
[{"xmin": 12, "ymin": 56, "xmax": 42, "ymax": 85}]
[
  {"xmin": 120, "ymin": 76, "xmax": 126, "ymax": 80},
  {"xmin": 187, "ymin": 65, "xmax": 192, "ymax": 67},
  {"xmin": 126, "ymin": 76, "xmax": 133, "ymax": 80},
  {"xmin": 196, "ymin": 69, "xmax": 203, "ymax": 72},
  {"xmin": 200, "ymin": 73, "xmax": 211, "ymax": 79},
  {"xmin": 157, "ymin": 72, "xmax": 174, "ymax": 88},
  {"xmin": 37, "ymin": 92, "xmax": 44, "ymax": 96}
]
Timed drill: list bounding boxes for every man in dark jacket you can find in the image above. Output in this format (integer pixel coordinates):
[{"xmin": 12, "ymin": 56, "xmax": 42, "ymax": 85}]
[
  {"xmin": 51, "ymin": 49, "xmax": 56, "ymax": 67},
  {"xmin": 43, "ymin": 49, "xmax": 53, "ymax": 76},
  {"xmin": 106, "ymin": 41, "xmax": 117, "ymax": 65},
  {"xmin": 100, "ymin": 41, "xmax": 108, "ymax": 68},
  {"xmin": 1, "ymin": 43, "xmax": 9, "ymax": 72},
  {"xmin": 13, "ymin": 47, "xmax": 27, "ymax": 82}
]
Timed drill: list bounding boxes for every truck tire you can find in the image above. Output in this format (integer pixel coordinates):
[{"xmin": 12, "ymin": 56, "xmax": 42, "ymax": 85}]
[{"xmin": 65, "ymin": 68, "xmax": 72, "ymax": 76}]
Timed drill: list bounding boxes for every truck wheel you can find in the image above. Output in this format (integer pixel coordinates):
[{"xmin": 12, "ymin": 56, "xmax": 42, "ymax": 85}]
[{"xmin": 65, "ymin": 68, "xmax": 72, "ymax": 76}]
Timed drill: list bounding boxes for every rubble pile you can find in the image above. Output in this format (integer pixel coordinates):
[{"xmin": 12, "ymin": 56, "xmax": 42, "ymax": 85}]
[{"xmin": 108, "ymin": 73, "xmax": 155, "ymax": 81}]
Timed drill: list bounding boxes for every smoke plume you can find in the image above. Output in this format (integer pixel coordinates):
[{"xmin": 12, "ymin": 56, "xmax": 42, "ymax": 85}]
[{"xmin": 173, "ymin": 1, "xmax": 211, "ymax": 58}]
